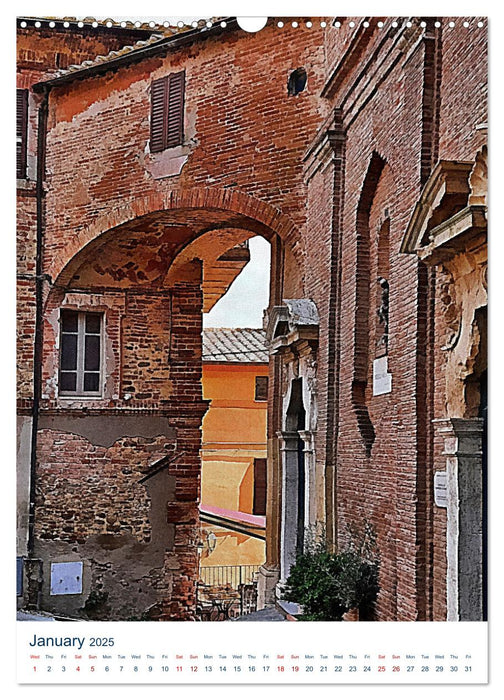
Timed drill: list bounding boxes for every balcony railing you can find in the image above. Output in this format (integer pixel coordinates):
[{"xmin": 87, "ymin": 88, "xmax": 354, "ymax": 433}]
[
  {"xmin": 197, "ymin": 565, "xmax": 260, "ymax": 619},
  {"xmin": 200, "ymin": 564, "xmax": 260, "ymax": 589}
]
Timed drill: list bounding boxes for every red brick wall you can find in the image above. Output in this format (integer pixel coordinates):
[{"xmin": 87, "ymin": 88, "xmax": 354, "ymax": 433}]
[
  {"xmin": 315, "ymin": 18, "xmax": 487, "ymax": 620},
  {"xmin": 41, "ymin": 21, "xmax": 327, "ymax": 281},
  {"xmin": 17, "ymin": 196, "xmax": 37, "ymax": 401},
  {"xmin": 16, "ymin": 25, "xmax": 160, "ymax": 405},
  {"xmin": 437, "ymin": 20, "xmax": 487, "ymax": 161},
  {"xmin": 321, "ymin": 24, "xmax": 430, "ymax": 621}
]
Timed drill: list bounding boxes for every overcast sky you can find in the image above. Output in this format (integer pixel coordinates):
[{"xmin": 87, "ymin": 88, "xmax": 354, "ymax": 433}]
[{"xmin": 203, "ymin": 236, "xmax": 271, "ymax": 329}]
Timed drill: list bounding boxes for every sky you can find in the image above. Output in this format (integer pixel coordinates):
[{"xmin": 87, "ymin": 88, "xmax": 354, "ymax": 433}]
[{"xmin": 203, "ymin": 236, "xmax": 271, "ymax": 329}]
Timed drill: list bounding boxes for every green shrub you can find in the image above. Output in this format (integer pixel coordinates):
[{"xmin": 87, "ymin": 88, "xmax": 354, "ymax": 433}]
[{"xmin": 283, "ymin": 522, "xmax": 379, "ymax": 621}]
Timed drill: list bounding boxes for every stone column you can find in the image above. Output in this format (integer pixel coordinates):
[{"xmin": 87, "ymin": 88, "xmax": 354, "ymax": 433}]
[
  {"xmin": 277, "ymin": 430, "xmax": 301, "ymax": 584},
  {"xmin": 298, "ymin": 429, "xmax": 316, "ymax": 534},
  {"xmin": 435, "ymin": 418, "xmax": 485, "ymax": 621},
  {"xmin": 256, "ymin": 563, "xmax": 279, "ymax": 608}
]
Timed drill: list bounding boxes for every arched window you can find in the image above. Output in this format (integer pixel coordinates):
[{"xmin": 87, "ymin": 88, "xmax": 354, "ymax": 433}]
[{"xmin": 287, "ymin": 68, "xmax": 307, "ymax": 96}]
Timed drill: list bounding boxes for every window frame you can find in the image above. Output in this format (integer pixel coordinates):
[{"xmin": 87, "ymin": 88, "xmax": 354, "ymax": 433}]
[{"xmin": 58, "ymin": 310, "xmax": 104, "ymax": 398}]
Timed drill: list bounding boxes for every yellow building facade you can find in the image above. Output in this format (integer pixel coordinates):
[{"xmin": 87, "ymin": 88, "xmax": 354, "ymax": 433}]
[{"xmin": 200, "ymin": 329, "xmax": 268, "ymax": 576}]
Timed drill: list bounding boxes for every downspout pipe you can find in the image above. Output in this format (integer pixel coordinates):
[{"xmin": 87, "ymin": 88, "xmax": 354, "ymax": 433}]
[{"xmin": 26, "ymin": 86, "xmax": 49, "ymax": 571}]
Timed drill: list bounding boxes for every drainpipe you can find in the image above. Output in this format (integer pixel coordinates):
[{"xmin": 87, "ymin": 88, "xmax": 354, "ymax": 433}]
[{"xmin": 26, "ymin": 86, "xmax": 49, "ymax": 606}]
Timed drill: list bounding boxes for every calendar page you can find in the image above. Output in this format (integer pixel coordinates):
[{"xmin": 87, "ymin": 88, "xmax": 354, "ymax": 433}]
[
  {"xmin": 13, "ymin": 0, "xmax": 492, "ymax": 691},
  {"xmin": 16, "ymin": 621, "xmax": 487, "ymax": 683}
]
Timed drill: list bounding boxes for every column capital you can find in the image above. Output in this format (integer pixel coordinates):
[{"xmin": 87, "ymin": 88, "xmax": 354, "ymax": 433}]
[
  {"xmin": 276, "ymin": 430, "xmax": 299, "ymax": 451},
  {"xmin": 298, "ymin": 429, "xmax": 316, "ymax": 452},
  {"xmin": 433, "ymin": 417, "xmax": 484, "ymax": 457}
]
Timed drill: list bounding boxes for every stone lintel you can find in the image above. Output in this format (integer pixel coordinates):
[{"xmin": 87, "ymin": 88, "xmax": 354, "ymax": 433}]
[
  {"xmin": 418, "ymin": 205, "xmax": 487, "ymax": 265},
  {"xmin": 434, "ymin": 417, "xmax": 484, "ymax": 456}
]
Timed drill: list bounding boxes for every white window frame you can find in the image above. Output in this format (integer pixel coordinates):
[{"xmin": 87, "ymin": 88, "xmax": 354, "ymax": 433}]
[{"xmin": 59, "ymin": 310, "xmax": 103, "ymax": 397}]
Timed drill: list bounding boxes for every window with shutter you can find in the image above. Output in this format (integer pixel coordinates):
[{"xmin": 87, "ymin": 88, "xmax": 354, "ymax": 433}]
[
  {"xmin": 255, "ymin": 375, "xmax": 269, "ymax": 401},
  {"xmin": 253, "ymin": 458, "xmax": 267, "ymax": 516},
  {"xmin": 150, "ymin": 71, "xmax": 185, "ymax": 153},
  {"xmin": 16, "ymin": 89, "xmax": 28, "ymax": 179}
]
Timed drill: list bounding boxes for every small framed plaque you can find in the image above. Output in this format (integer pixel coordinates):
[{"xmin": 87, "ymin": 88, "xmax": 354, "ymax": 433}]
[
  {"xmin": 373, "ymin": 356, "xmax": 392, "ymax": 396},
  {"xmin": 434, "ymin": 471, "xmax": 448, "ymax": 508}
]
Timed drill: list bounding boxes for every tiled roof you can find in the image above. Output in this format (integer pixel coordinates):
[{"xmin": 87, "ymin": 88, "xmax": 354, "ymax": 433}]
[
  {"xmin": 17, "ymin": 16, "xmax": 211, "ymax": 34},
  {"xmin": 28, "ymin": 17, "xmax": 234, "ymax": 89},
  {"xmin": 202, "ymin": 328, "xmax": 268, "ymax": 363},
  {"xmin": 59, "ymin": 33, "xmax": 167, "ymax": 76}
]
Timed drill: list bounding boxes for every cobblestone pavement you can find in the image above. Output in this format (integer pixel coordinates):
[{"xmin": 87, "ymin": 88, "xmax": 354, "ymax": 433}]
[
  {"xmin": 231, "ymin": 606, "xmax": 286, "ymax": 621},
  {"xmin": 17, "ymin": 610, "xmax": 55, "ymax": 621}
]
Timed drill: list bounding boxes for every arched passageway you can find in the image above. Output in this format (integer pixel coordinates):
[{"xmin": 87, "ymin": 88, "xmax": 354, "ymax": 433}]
[{"xmin": 34, "ymin": 198, "xmax": 303, "ymax": 620}]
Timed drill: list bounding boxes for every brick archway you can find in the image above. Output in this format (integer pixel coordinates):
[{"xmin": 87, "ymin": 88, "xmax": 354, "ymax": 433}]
[
  {"xmin": 37, "ymin": 186, "xmax": 302, "ymax": 620},
  {"xmin": 48, "ymin": 186, "xmax": 299, "ymax": 287}
]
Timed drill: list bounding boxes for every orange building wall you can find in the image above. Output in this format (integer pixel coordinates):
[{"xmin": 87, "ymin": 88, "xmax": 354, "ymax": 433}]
[{"xmin": 200, "ymin": 362, "xmax": 267, "ymax": 567}]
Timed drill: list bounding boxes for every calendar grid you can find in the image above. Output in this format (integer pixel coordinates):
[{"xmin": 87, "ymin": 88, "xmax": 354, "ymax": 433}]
[{"xmin": 17, "ymin": 621, "xmax": 487, "ymax": 684}]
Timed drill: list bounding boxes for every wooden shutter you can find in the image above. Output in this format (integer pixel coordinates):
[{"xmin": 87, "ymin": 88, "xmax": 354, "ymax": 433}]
[
  {"xmin": 16, "ymin": 89, "xmax": 28, "ymax": 178},
  {"xmin": 253, "ymin": 458, "xmax": 267, "ymax": 516},
  {"xmin": 150, "ymin": 78, "xmax": 168, "ymax": 153},
  {"xmin": 166, "ymin": 71, "xmax": 185, "ymax": 148},
  {"xmin": 255, "ymin": 376, "xmax": 268, "ymax": 401},
  {"xmin": 150, "ymin": 72, "xmax": 185, "ymax": 152}
]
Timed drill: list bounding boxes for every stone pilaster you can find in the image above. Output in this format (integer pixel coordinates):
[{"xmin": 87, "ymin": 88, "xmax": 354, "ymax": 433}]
[
  {"xmin": 277, "ymin": 430, "xmax": 301, "ymax": 584},
  {"xmin": 434, "ymin": 417, "xmax": 485, "ymax": 621}
]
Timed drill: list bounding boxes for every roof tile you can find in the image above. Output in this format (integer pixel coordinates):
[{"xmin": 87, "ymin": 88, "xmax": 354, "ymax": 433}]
[{"xmin": 202, "ymin": 328, "xmax": 268, "ymax": 363}]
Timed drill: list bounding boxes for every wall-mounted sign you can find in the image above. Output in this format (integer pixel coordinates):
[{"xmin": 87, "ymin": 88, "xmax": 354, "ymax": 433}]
[
  {"xmin": 373, "ymin": 356, "xmax": 392, "ymax": 396},
  {"xmin": 50, "ymin": 561, "xmax": 83, "ymax": 595},
  {"xmin": 434, "ymin": 471, "xmax": 448, "ymax": 508}
]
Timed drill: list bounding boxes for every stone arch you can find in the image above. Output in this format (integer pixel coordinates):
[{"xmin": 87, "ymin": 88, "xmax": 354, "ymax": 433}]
[
  {"xmin": 163, "ymin": 226, "xmax": 272, "ymax": 314},
  {"xmin": 48, "ymin": 186, "xmax": 300, "ymax": 287}
]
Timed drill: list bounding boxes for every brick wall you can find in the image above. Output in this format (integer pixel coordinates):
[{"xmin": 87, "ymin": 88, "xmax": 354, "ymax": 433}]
[
  {"xmin": 32, "ymin": 274, "xmax": 206, "ymax": 619},
  {"xmin": 41, "ymin": 21, "xmax": 327, "ymax": 281},
  {"xmin": 312, "ymin": 18, "xmax": 487, "ymax": 620},
  {"xmin": 16, "ymin": 24, "xmax": 169, "ymax": 402}
]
